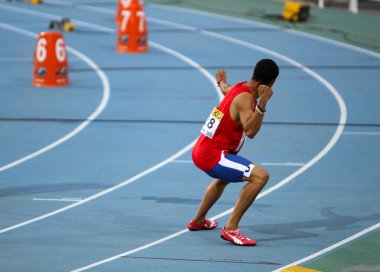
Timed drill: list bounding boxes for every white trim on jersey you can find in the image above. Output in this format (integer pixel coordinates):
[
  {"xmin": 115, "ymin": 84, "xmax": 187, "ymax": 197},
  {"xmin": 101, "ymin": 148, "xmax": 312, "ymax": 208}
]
[{"xmin": 234, "ymin": 132, "xmax": 246, "ymax": 153}]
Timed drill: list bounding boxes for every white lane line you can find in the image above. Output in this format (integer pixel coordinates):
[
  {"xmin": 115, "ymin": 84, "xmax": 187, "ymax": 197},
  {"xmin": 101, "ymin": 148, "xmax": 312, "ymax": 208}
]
[
  {"xmin": 273, "ymin": 222, "xmax": 380, "ymax": 272},
  {"xmin": 54, "ymin": 3, "xmax": 349, "ymax": 271},
  {"xmin": 0, "ymin": 8, "xmax": 220, "ymax": 234},
  {"xmin": 148, "ymin": 41, "xmax": 222, "ymax": 101},
  {"xmin": 150, "ymin": 18, "xmax": 380, "ymax": 272},
  {"xmin": 151, "ymin": 3, "xmax": 380, "ymax": 59},
  {"xmin": 49, "ymin": 1, "xmax": 348, "ymax": 132},
  {"xmin": 343, "ymin": 131, "xmax": 380, "ymax": 136},
  {"xmin": 33, "ymin": 198, "xmax": 82, "ymax": 202},
  {"xmin": 18, "ymin": 3, "xmax": 376, "ymax": 271},
  {"xmin": 0, "ymin": 4, "xmax": 113, "ymax": 33},
  {"xmin": 0, "ymin": 22, "xmax": 111, "ymax": 173},
  {"xmin": 2, "ymin": 5, "xmax": 348, "ymax": 271},
  {"xmin": 71, "ymin": 229, "xmax": 191, "ymax": 272},
  {"xmin": 171, "ymin": 160, "xmax": 306, "ymax": 166},
  {"xmin": 0, "ymin": 141, "xmax": 197, "ymax": 235},
  {"xmin": 44, "ymin": 0, "xmax": 380, "ymax": 59},
  {"xmin": 283, "ymin": 29, "xmax": 380, "ymax": 59},
  {"xmin": 143, "ymin": 6, "xmax": 380, "ymax": 272},
  {"xmin": 171, "ymin": 160, "xmax": 193, "ymax": 163},
  {"xmin": 43, "ymin": 0, "xmax": 115, "ymax": 14}
]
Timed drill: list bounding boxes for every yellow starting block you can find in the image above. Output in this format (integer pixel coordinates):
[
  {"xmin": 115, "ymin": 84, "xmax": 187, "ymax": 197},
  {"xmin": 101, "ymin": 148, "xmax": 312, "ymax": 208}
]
[
  {"xmin": 61, "ymin": 18, "xmax": 75, "ymax": 32},
  {"xmin": 30, "ymin": 0, "xmax": 42, "ymax": 4},
  {"xmin": 48, "ymin": 18, "xmax": 75, "ymax": 32},
  {"xmin": 282, "ymin": 266, "xmax": 322, "ymax": 272},
  {"xmin": 282, "ymin": 1, "xmax": 310, "ymax": 22}
]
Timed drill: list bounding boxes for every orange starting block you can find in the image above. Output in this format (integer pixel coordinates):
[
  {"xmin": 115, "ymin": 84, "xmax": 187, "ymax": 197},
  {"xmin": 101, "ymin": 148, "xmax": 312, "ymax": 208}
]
[
  {"xmin": 116, "ymin": 0, "xmax": 148, "ymax": 53},
  {"xmin": 32, "ymin": 31, "xmax": 69, "ymax": 87}
]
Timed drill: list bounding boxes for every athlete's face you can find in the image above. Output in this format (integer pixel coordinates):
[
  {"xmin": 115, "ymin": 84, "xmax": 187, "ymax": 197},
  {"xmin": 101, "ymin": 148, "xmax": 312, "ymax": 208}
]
[{"xmin": 267, "ymin": 79, "xmax": 276, "ymax": 88}]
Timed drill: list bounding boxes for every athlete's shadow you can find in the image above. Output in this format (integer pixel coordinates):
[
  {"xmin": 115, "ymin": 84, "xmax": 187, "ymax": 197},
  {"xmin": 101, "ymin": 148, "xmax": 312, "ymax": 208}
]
[
  {"xmin": 247, "ymin": 207, "xmax": 380, "ymax": 241},
  {"xmin": 141, "ymin": 195, "xmax": 236, "ymax": 206}
]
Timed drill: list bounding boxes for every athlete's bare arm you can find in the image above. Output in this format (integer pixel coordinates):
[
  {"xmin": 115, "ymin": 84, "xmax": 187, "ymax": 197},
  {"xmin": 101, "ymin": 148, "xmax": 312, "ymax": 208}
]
[
  {"xmin": 215, "ymin": 69, "xmax": 231, "ymax": 95},
  {"xmin": 233, "ymin": 85, "xmax": 273, "ymax": 138}
]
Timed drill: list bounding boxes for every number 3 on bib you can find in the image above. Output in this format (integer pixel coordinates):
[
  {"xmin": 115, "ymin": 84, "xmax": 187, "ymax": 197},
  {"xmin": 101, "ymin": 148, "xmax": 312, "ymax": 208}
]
[{"xmin": 201, "ymin": 107, "xmax": 224, "ymax": 139}]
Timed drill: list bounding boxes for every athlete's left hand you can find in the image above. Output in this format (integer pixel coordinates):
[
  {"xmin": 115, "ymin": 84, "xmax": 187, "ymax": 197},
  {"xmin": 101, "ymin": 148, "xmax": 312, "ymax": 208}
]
[{"xmin": 216, "ymin": 69, "xmax": 227, "ymax": 83}]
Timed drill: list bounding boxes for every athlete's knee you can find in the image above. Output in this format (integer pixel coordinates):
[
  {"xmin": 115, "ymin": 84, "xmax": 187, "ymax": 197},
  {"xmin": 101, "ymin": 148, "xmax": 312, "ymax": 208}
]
[
  {"xmin": 249, "ymin": 166, "xmax": 270, "ymax": 187},
  {"xmin": 214, "ymin": 179, "xmax": 229, "ymax": 189}
]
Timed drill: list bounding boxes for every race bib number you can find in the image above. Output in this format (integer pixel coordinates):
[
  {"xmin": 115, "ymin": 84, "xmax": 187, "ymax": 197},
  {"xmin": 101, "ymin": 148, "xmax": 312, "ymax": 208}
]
[{"xmin": 201, "ymin": 107, "xmax": 224, "ymax": 139}]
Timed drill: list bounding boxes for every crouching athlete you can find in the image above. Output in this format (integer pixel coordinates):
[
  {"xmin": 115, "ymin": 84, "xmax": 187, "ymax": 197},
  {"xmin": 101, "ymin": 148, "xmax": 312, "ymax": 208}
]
[{"xmin": 188, "ymin": 59, "xmax": 280, "ymax": 246}]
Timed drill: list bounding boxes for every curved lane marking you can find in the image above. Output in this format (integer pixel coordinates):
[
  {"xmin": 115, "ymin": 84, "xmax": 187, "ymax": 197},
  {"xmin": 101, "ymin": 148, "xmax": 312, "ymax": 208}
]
[
  {"xmin": 0, "ymin": 22, "xmax": 111, "ymax": 172},
  {"xmin": 1, "ymin": 5, "xmax": 348, "ymax": 270},
  {"xmin": 8, "ymin": 3, "xmax": 378, "ymax": 271},
  {"xmin": 0, "ymin": 13, "xmax": 220, "ymax": 234},
  {"xmin": 1, "ymin": 9, "xmax": 347, "ymax": 272},
  {"xmin": 273, "ymin": 222, "xmax": 380, "ymax": 272},
  {"xmin": 150, "ymin": 3, "xmax": 380, "ymax": 59},
  {"xmin": 26, "ymin": 2, "xmax": 349, "ymax": 271},
  {"xmin": 144, "ymin": 6, "xmax": 380, "ymax": 271}
]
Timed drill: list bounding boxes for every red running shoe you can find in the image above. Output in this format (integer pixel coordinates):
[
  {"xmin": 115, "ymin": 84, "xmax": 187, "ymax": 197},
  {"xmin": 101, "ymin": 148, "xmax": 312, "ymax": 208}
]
[
  {"xmin": 220, "ymin": 227, "xmax": 256, "ymax": 246},
  {"xmin": 187, "ymin": 219, "xmax": 218, "ymax": 231}
]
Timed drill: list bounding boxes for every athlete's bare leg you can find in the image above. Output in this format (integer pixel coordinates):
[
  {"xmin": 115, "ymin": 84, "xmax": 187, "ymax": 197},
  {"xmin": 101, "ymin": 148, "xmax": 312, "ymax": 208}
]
[
  {"xmin": 225, "ymin": 166, "xmax": 269, "ymax": 231},
  {"xmin": 193, "ymin": 179, "xmax": 229, "ymax": 224}
]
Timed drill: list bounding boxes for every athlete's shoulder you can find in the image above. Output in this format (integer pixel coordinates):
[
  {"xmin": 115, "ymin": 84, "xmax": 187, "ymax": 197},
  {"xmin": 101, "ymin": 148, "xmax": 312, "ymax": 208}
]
[
  {"xmin": 232, "ymin": 88, "xmax": 254, "ymax": 112},
  {"xmin": 228, "ymin": 82, "xmax": 250, "ymax": 94}
]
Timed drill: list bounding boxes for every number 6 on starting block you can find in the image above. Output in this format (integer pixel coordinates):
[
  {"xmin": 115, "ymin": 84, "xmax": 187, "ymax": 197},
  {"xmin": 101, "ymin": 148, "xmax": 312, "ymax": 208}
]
[{"xmin": 32, "ymin": 31, "xmax": 69, "ymax": 87}]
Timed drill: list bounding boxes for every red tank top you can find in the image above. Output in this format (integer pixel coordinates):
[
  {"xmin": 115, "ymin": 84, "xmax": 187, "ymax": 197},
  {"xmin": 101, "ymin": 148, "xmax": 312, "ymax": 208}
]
[{"xmin": 192, "ymin": 82, "xmax": 256, "ymax": 172}]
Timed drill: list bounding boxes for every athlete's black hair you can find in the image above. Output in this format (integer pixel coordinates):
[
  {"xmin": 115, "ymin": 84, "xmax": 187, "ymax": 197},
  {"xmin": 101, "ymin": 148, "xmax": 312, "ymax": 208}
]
[{"xmin": 252, "ymin": 59, "xmax": 279, "ymax": 85}]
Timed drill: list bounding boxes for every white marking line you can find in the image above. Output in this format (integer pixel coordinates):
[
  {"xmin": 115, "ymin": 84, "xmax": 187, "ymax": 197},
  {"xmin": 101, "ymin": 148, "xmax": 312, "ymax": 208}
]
[
  {"xmin": 45, "ymin": 0, "xmax": 380, "ymax": 59},
  {"xmin": 273, "ymin": 222, "xmax": 380, "ymax": 272},
  {"xmin": 172, "ymin": 160, "xmax": 305, "ymax": 167},
  {"xmin": 2, "ymin": 4, "xmax": 347, "ymax": 271},
  {"xmin": 44, "ymin": 0, "xmax": 115, "ymax": 15},
  {"xmin": 71, "ymin": 229, "xmax": 191, "ymax": 272},
  {"xmin": 27, "ymin": 2, "xmax": 375, "ymax": 271},
  {"xmin": 33, "ymin": 198, "xmax": 82, "ymax": 202},
  {"xmin": 148, "ymin": 6, "xmax": 380, "ymax": 272},
  {"xmin": 0, "ymin": 4, "xmax": 113, "ymax": 33},
  {"xmin": 151, "ymin": 3, "xmax": 380, "ymax": 59},
  {"xmin": 0, "ymin": 22, "xmax": 111, "ymax": 173},
  {"xmin": 54, "ymin": 3, "xmax": 348, "ymax": 271},
  {"xmin": 171, "ymin": 160, "xmax": 193, "ymax": 163},
  {"xmin": 0, "ymin": 7, "xmax": 220, "ymax": 235},
  {"xmin": 343, "ymin": 131, "xmax": 380, "ymax": 136},
  {"xmin": 0, "ymin": 141, "xmax": 196, "ymax": 235}
]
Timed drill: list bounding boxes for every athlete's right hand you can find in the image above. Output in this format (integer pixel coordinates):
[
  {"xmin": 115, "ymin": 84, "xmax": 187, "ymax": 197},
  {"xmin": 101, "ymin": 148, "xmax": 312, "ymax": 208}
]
[{"xmin": 258, "ymin": 85, "xmax": 273, "ymax": 103}]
